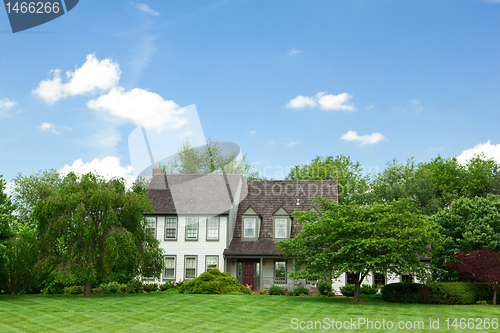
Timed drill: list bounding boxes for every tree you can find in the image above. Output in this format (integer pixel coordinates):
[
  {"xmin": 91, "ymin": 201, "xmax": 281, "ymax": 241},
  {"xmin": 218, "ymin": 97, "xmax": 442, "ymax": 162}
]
[
  {"xmin": 286, "ymin": 155, "xmax": 371, "ymax": 204},
  {"xmin": 448, "ymin": 248, "xmax": 500, "ymax": 305},
  {"xmin": 34, "ymin": 172, "xmax": 164, "ymax": 295},
  {"xmin": 432, "ymin": 195, "xmax": 500, "ymax": 281},
  {"xmin": 277, "ymin": 198, "xmax": 441, "ymax": 302},
  {"xmin": 0, "ymin": 175, "xmax": 15, "ymax": 279}
]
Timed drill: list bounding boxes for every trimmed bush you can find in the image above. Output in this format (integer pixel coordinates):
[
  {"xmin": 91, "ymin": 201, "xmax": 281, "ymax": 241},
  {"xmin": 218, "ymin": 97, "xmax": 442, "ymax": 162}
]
[
  {"xmin": 290, "ymin": 286, "xmax": 309, "ymax": 296},
  {"xmin": 360, "ymin": 284, "xmax": 378, "ymax": 295},
  {"xmin": 258, "ymin": 289, "xmax": 267, "ymax": 295},
  {"xmin": 178, "ymin": 269, "xmax": 251, "ymax": 295},
  {"xmin": 143, "ymin": 283, "xmax": 158, "ymax": 293},
  {"xmin": 382, "ymin": 283, "xmax": 423, "ymax": 303},
  {"xmin": 268, "ymin": 285, "xmax": 285, "ymax": 295},
  {"xmin": 63, "ymin": 286, "xmax": 83, "ymax": 295},
  {"xmin": 92, "ymin": 287, "xmax": 102, "ymax": 294},
  {"xmin": 159, "ymin": 281, "xmax": 176, "ymax": 291},
  {"xmin": 100, "ymin": 281, "xmax": 126, "ymax": 294},
  {"xmin": 339, "ymin": 284, "xmax": 354, "ymax": 297},
  {"xmin": 430, "ymin": 282, "xmax": 476, "ymax": 305},
  {"xmin": 317, "ymin": 279, "xmax": 332, "ymax": 296},
  {"xmin": 125, "ymin": 281, "xmax": 142, "ymax": 294}
]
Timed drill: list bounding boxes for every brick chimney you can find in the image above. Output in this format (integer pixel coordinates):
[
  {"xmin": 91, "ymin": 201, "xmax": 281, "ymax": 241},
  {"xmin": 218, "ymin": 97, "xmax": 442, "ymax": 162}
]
[{"xmin": 152, "ymin": 166, "xmax": 163, "ymax": 176}]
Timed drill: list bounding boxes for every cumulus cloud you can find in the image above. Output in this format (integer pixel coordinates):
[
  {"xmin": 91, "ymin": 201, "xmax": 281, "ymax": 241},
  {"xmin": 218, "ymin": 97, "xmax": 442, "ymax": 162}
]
[
  {"xmin": 33, "ymin": 54, "xmax": 121, "ymax": 104},
  {"xmin": 2, "ymin": 182, "xmax": 13, "ymax": 195},
  {"xmin": 60, "ymin": 156, "xmax": 136, "ymax": 188},
  {"xmin": 87, "ymin": 87, "xmax": 186, "ymax": 130},
  {"xmin": 289, "ymin": 49, "xmax": 300, "ymax": 56},
  {"xmin": 286, "ymin": 92, "xmax": 355, "ymax": 111},
  {"xmin": 131, "ymin": 2, "xmax": 160, "ymax": 16},
  {"xmin": 0, "ymin": 98, "xmax": 16, "ymax": 110},
  {"xmin": 39, "ymin": 122, "xmax": 58, "ymax": 134},
  {"xmin": 340, "ymin": 130, "xmax": 387, "ymax": 146},
  {"xmin": 287, "ymin": 139, "xmax": 300, "ymax": 147},
  {"xmin": 456, "ymin": 141, "xmax": 500, "ymax": 165}
]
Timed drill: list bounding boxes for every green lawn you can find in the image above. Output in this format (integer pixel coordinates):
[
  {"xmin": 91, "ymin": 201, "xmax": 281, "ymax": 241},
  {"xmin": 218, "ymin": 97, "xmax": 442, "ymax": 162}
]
[{"xmin": 0, "ymin": 293, "xmax": 498, "ymax": 332}]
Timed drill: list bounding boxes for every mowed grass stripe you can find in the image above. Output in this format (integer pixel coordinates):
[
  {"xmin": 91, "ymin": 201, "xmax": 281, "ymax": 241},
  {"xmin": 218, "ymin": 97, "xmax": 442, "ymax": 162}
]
[{"xmin": 1, "ymin": 293, "xmax": 499, "ymax": 332}]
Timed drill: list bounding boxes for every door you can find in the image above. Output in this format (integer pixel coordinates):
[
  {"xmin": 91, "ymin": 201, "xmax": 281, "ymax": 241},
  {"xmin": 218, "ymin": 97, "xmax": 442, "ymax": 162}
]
[{"xmin": 242, "ymin": 261, "xmax": 255, "ymax": 290}]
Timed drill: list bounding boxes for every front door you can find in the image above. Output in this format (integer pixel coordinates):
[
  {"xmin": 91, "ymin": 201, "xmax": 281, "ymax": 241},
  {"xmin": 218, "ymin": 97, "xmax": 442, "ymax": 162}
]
[{"xmin": 242, "ymin": 261, "xmax": 255, "ymax": 290}]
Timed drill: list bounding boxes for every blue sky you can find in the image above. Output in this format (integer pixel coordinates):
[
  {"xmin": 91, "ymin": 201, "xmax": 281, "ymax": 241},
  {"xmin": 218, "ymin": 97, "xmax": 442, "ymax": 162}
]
[{"xmin": 1, "ymin": 0, "xmax": 499, "ymax": 186}]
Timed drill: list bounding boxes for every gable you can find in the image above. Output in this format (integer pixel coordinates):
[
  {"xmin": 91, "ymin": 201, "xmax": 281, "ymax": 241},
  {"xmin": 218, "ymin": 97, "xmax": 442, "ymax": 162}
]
[
  {"xmin": 242, "ymin": 206, "xmax": 258, "ymax": 216},
  {"xmin": 273, "ymin": 206, "xmax": 290, "ymax": 216}
]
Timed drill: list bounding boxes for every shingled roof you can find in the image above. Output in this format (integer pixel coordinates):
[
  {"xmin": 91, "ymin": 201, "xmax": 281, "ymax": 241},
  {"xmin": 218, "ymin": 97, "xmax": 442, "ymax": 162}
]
[
  {"xmin": 224, "ymin": 180, "xmax": 338, "ymax": 256},
  {"xmin": 148, "ymin": 174, "xmax": 243, "ymax": 214}
]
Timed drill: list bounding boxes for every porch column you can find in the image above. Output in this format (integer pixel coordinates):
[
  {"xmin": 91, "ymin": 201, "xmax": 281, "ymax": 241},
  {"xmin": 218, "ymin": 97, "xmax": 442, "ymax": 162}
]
[{"xmin": 260, "ymin": 257, "xmax": 263, "ymax": 289}]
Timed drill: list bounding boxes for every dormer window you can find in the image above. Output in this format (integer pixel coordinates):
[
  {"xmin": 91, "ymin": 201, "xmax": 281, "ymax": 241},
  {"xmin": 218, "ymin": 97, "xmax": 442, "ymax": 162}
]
[
  {"xmin": 273, "ymin": 207, "xmax": 291, "ymax": 239},
  {"xmin": 242, "ymin": 206, "xmax": 259, "ymax": 240},
  {"xmin": 244, "ymin": 218, "xmax": 256, "ymax": 238}
]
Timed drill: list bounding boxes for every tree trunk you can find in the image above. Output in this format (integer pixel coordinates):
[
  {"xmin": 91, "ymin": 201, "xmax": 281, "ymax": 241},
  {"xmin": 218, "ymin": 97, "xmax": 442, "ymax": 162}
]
[
  {"xmin": 494, "ymin": 289, "xmax": 497, "ymax": 306},
  {"xmin": 353, "ymin": 282, "xmax": 361, "ymax": 302},
  {"xmin": 84, "ymin": 280, "xmax": 92, "ymax": 296}
]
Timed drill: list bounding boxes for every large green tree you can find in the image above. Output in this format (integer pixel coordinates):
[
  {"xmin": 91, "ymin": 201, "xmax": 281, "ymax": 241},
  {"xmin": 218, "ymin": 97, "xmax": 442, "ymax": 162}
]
[
  {"xmin": 286, "ymin": 155, "xmax": 371, "ymax": 204},
  {"xmin": 277, "ymin": 198, "xmax": 441, "ymax": 302},
  {"xmin": 34, "ymin": 172, "xmax": 164, "ymax": 295},
  {"xmin": 0, "ymin": 175, "xmax": 15, "ymax": 280},
  {"xmin": 432, "ymin": 194, "xmax": 500, "ymax": 281}
]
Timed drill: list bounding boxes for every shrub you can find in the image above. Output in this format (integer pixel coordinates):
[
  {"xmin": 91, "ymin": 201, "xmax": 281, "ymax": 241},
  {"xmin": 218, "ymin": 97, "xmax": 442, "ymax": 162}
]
[
  {"xmin": 291, "ymin": 286, "xmax": 309, "ymax": 296},
  {"xmin": 360, "ymin": 284, "xmax": 378, "ymax": 295},
  {"xmin": 163, "ymin": 289, "xmax": 179, "ymax": 294},
  {"xmin": 339, "ymin": 285, "xmax": 355, "ymax": 297},
  {"xmin": 125, "ymin": 281, "xmax": 142, "ymax": 294},
  {"xmin": 63, "ymin": 286, "xmax": 83, "ymax": 295},
  {"xmin": 101, "ymin": 281, "xmax": 126, "ymax": 294},
  {"xmin": 258, "ymin": 289, "xmax": 267, "ymax": 295},
  {"xmin": 382, "ymin": 283, "xmax": 422, "ymax": 303},
  {"xmin": 477, "ymin": 300, "xmax": 487, "ymax": 305},
  {"xmin": 143, "ymin": 283, "xmax": 158, "ymax": 293},
  {"xmin": 430, "ymin": 282, "xmax": 476, "ymax": 305},
  {"xmin": 317, "ymin": 279, "xmax": 332, "ymax": 296},
  {"xmin": 92, "ymin": 287, "xmax": 102, "ymax": 294},
  {"xmin": 268, "ymin": 285, "xmax": 285, "ymax": 296},
  {"xmin": 175, "ymin": 280, "xmax": 185, "ymax": 289},
  {"xmin": 159, "ymin": 281, "xmax": 176, "ymax": 291},
  {"xmin": 178, "ymin": 269, "xmax": 251, "ymax": 295}
]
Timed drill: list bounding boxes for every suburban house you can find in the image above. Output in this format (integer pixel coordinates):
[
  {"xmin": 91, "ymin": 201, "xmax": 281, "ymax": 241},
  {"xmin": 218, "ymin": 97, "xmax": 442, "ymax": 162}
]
[{"xmin": 145, "ymin": 168, "xmax": 423, "ymax": 291}]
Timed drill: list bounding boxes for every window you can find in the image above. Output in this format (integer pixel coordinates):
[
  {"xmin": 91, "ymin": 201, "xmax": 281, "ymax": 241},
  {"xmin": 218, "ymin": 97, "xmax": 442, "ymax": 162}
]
[
  {"xmin": 237, "ymin": 262, "xmax": 242, "ymax": 276},
  {"xmin": 186, "ymin": 217, "xmax": 198, "ymax": 240},
  {"xmin": 206, "ymin": 256, "xmax": 218, "ymax": 270},
  {"xmin": 163, "ymin": 256, "xmax": 176, "ymax": 280},
  {"xmin": 206, "ymin": 217, "xmax": 219, "ymax": 240},
  {"xmin": 165, "ymin": 217, "xmax": 177, "ymax": 240},
  {"xmin": 145, "ymin": 217, "xmax": 156, "ymax": 237},
  {"xmin": 274, "ymin": 260, "xmax": 286, "ymax": 284},
  {"xmin": 185, "ymin": 256, "xmax": 197, "ymax": 279},
  {"xmin": 402, "ymin": 275, "xmax": 413, "ymax": 283},
  {"xmin": 346, "ymin": 273, "xmax": 357, "ymax": 285},
  {"xmin": 274, "ymin": 218, "xmax": 287, "ymax": 238},
  {"xmin": 243, "ymin": 218, "xmax": 256, "ymax": 238},
  {"xmin": 373, "ymin": 273, "xmax": 386, "ymax": 285}
]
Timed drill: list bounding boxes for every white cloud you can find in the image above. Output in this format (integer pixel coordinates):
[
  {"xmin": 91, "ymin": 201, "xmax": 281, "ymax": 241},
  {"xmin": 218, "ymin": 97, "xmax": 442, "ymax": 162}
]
[
  {"xmin": 60, "ymin": 156, "xmax": 136, "ymax": 188},
  {"xmin": 249, "ymin": 130, "xmax": 256, "ymax": 135},
  {"xmin": 131, "ymin": 2, "xmax": 160, "ymax": 16},
  {"xmin": 365, "ymin": 103, "xmax": 375, "ymax": 110},
  {"xmin": 340, "ymin": 130, "xmax": 387, "ymax": 146},
  {"xmin": 286, "ymin": 92, "xmax": 355, "ymax": 111},
  {"xmin": 0, "ymin": 98, "xmax": 16, "ymax": 110},
  {"xmin": 33, "ymin": 54, "xmax": 121, "ymax": 104},
  {"xmin": 87, "ymin": 87, "xmax": 186, "ymax": 130},
  {"xmin": 3, "ymin": 182, "xmax": 14, "ymax": 195},
  {"xmin": 456, "ymin": 141, "xmax": 500, "ymax": 165},
  {"xmin": 286, "ymin": 95, "xmax": 317, "ymax": 109},
  {"xmin": 289, "ymin": 49, "xmax": 301, "ymax": 56},
  {"xmin": 409, "ymin": 99, "xmax": 420, "ymax": 105},
  {"xmin": 287, "ymin": 139, "xmax": 300, "ymax": 147},
  {"xmin": 39, "ymin": 122, "xmax": 58, "ymax": 134}
]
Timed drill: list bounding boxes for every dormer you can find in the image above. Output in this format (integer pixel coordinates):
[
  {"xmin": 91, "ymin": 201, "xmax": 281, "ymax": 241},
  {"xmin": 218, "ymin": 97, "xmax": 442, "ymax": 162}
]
[
  {"xmin": 242, "ymin": 206, "xmax": 260, "ymax": 240},
  {"xmin": 272, "ymin": 206, "xmax": 291, "ymax": 240}
]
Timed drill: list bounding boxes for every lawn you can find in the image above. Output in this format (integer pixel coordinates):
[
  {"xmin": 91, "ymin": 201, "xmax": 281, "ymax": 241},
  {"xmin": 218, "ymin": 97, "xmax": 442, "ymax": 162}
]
[{"xmin": 0, "ymin": 293, "xmax": 499, "ymax": 332}]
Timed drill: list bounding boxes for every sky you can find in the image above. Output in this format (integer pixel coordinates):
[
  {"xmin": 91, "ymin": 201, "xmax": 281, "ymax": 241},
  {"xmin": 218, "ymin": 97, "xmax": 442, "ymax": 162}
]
[{"xmin": 1, "ymin": 0, "xmax": 499, "ymax": 189}]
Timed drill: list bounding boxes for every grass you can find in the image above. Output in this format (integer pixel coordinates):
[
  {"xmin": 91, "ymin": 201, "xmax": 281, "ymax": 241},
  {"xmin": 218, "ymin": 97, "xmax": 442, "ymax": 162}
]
[{"xmin": 0, "ymin": 293, "xmax": 499, "ymax": 332}]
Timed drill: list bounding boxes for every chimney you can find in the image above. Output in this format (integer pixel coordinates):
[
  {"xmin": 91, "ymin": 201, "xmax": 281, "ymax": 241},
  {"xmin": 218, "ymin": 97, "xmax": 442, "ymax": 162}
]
[{"xmin": 152, "ymin": 166, "xmax": 163, "ymax": 176}]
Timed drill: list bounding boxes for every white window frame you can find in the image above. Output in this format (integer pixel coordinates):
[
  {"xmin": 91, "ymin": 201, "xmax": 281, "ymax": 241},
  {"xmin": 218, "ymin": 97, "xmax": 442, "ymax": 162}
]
[
  {"xmin": 274, "ymin": 260, "xmax": 287, "ymax": 284},
  {"xmin": 164, "ymin": 217, "xmax": 178, "ymax": 241},
  {"xmin": 206, "ymin": 217, "xmax": 219, "ymax": 241},
  {"xmin": 274, "ymin": 218, "xmax": 288, "ymax": 239},
  {"xmin": 185, "ymin": 217, "xmax": 199, "ymax": 241},
  {"xmin": 185, "ymin": 256, "xmax": 198, "ymax": 279},
  {"xmin": 145, "ymin": 217, "xmax": 157, "ymax": 237},
  {"xmin": 205, "ymin": 256, "xmax": 219, "ymax": 270},
  {"xmin": 243, "ymin": 218, "xmax": 256, "ymax": 238},
  {"xmin": 163, "ymin": 256, "xmax": 176, "ymax": 280}
]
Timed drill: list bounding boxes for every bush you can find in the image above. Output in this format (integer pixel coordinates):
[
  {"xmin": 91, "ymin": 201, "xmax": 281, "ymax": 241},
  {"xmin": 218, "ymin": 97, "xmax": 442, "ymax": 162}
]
[
  {"xmin": 125, "ymin": 281, "xmax": 142, "ymax": 294},
  {"xmin": 163, "ymin": 289, "xmax": 179, "ymax": 294},
  {"xmin": 92, "ymin": 287, "xmax": 102, "ymax": 294},
  {"xmin": 339, "ymin": 285, "xmax": 355, "ymax": 297},
  {"xmin": 382, "ymin": 283, "xmax": 423, "ymax": 303},
  {"xmin": 360, "ymin": 284, "xmax": 378, "ymax": 295},
  {"xmin": 178, "ymin": 269, "xmax": 251, "ymax": 295},
  {"xmin": 63, "ymin": 286, "xmax": 83, "ymax": 295},
  {"xmin": 175, "ymin": 280, "xmax": 185, "ymax": 289},
  {"xmin": 317, "ymin": 279, "xmax": 332, "ymax": 296},
  {"xmin": 430, "ymin": 282, "xmax": 476, "ymax": 305},
  {"xmin": 290, "ymin": 286, "xmax": 309, "ymax": 296},
  {"xmin": 143, "ymin": 283, "xmax": 158, "ymax": 293},
  {"xmin": 159, "ymin": 281, "xmax": 176, "ymax": 291},
  {"xmin": 258, "ymin": 289, "xmax": 267, "ymax": 295},
  {"xmin": 100, "ymin": 281, "xmax": 126, "ymax": 294},
  {"xmin": 268, "ymin": 285, "xmax": 285, "ymax": 295}
]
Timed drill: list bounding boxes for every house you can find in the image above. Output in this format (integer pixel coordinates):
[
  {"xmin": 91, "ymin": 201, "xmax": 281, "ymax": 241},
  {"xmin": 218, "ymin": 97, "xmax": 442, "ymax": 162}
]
[{"xmin": 146, "ymin": 169, "xmax": 425, "ymax": 291}]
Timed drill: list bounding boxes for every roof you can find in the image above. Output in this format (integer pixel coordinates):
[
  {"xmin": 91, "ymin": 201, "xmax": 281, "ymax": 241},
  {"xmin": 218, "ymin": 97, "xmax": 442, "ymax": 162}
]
[
  {"xmin": 224, "ymin": 180, "xmax": 338, "ymax": 256},
  {"xmin": 148, "ymin": 174, "xmax": 243, "ymax": 214}
]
